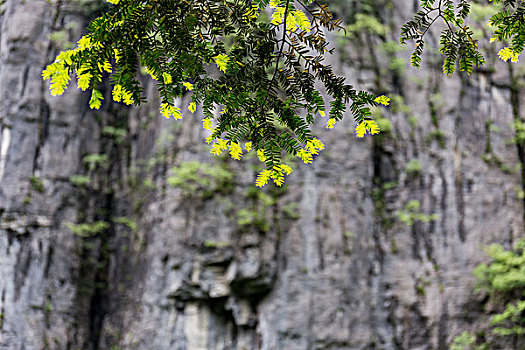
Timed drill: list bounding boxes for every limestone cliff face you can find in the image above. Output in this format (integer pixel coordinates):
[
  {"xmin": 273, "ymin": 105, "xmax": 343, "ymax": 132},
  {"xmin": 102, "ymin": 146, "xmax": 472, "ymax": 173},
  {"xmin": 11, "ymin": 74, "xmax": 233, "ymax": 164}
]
[{"xmin": 0, "ymin": 0, "xmax": 524, "ymax": 349}]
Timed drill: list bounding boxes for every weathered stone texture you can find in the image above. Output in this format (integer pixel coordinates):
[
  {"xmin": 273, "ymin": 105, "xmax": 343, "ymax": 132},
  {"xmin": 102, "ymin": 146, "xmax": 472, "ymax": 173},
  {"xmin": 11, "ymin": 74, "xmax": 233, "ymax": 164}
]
[{"xmin": 1, "ymin": 0, "xmax": 524, "ymax": 349}]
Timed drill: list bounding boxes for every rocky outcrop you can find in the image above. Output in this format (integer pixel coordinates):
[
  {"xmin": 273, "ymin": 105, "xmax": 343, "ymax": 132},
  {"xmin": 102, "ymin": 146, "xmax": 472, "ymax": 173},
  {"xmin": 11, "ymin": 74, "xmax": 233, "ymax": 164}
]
[{"xmin": 1, "ymin": 0, "xmax": 524, "ymax": 349}]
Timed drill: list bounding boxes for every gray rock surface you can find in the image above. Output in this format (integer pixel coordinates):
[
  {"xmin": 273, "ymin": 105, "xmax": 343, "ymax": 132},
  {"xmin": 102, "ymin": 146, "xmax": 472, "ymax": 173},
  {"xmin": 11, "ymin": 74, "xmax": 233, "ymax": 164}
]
[{"xmin": 0, "ymin": 0, "xmax": 524, "ymax": 349}]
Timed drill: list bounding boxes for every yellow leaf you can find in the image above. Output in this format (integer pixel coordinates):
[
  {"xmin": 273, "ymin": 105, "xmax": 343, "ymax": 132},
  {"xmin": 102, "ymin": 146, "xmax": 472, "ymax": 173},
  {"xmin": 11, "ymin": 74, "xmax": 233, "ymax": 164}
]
[
  {"xmin": 229, "ymin": 142, "xmax": 243, "ymax": 160},
  {"xmin": 56, "ymin": 51, "xmax": 73, "ymax": 65},
  {"xmin": 162, "ymin": 72, "xmax": 172, "ymax": 84},
  {"xmin": 160, "ymin": 103, "xmax": 182, "ymax": 120},
  {"xmin": 77, "ymin": 71, "xmax": 92, "ymax": 91},
  {"xmin": 160, "ymin": 103, "xmax": 170, "ymax": 119},
  {"xmin": 326, "ymin": 118, "xmax": 336, "ymax": 129},
  {"xmin": 205, "ymin": 134, "xmax": 214, "ymax": 144},
  {"xmin": 113, "ymin": 49, "xmax": 121, "ymax": 63},
  {"xmin": 213, "ymin": 54, "xmax": 230, "ymax": 72},
  {"xmin": 50, "ymin": 83, "xmax": 65, "ymax": 96},
  {"xmin": 112, "ymin": 84, "xmax": 123, "ymax": 102},
  {"xmin": 367, "ymin": 120, "xmax": 380, "ymax": 135},
  {"xmin": 210, "ymin": 139, "xmax": 229, "ymax": 156},
  {"xmin": 498, "ymin": 47, "xmax": 519, "ymax": 63},
  {"xmin": 188, "ymin": 102, "xmax": 196, "ymax": 113},
  {"xmin": 183, "ymin": 81, "xmax": 194, "ymax": 91},
  {"xmin": 244, "ymin": 4, "xmax": 259, "ymax": 20},
  {"xmin": 145, "ymin": 67, "xmax": 158, "ymax": 81},
  {"xmin": 48, "ymin": 66, "xmax": 70, "ymax": 96},
  {"xmin": 257, "ymin": 149, "xmax": 267, "ymax": 162},
  {"xmin": 286, "ymin": 12, "xmax": 298, "ymax": 31},
  {"xmin": 100, "ymin": 60, "xmax": 112, "ymax": 73},
  {"xmin": 293, "ymin": 10, "xmax": 311, "ymax": 31},
  {"xmin": 77, "ymin": 35, "xmax": 92, "ymax": 50},
  {"xmin": 89, "ymin": 90, "xmax": 103, "ymax": 110},
  {"xmin": 311, "ymin": 138, "xmax": 325, "ymax": 151},
  {"xmin": 280, "ymin": 164, "xmax": 293, "ymax": 175},
  {"xmin": 306, "ymin": 138, "xmax": 325, "ymax": 155},
  {"xmin": 374, "ymin": 95, "xmax": 390, "ymax": 106},
  {"xmin": 202, "ymin": 117, "xmax": 213, "ymax": 130},
  {"xmin": 355, "ymin": 122, "xmax": 367, "ymax": 138},
  {"xmin": 122, "ymin": 89, "xmax": 134, "ymax": 105},
  {"xmin": 297, "ymin": 149, "xmax": 313, "ymax": 164},
  {"xmin": 271, "ymin": 169, "xmax": 285, "ymax": 186},
  {"xmin": 255, "ymin": 170, "xmax": 272, "ymax": 188},
  {"xmin": 271, "ymin": 7, "xmax": 285, "ymax": 26},
  {"xmin": 42, "ymin": 68, "xmax": 52, "ymax": 81}
]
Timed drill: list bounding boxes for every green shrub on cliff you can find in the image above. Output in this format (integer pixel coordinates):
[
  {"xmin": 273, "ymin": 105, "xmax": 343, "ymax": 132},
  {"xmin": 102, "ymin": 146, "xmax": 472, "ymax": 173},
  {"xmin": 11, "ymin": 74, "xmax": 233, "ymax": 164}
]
[{"xmin": 452, "ymin": 239, "xmax": 525, "ymax": 348}]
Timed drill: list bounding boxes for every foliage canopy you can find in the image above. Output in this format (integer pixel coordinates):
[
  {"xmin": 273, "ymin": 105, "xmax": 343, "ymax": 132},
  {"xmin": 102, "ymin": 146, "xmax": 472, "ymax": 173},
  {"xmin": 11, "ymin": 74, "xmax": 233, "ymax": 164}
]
[{"xmin": 43, "ymin": 0, "xmax": 523, "ymax": 186}]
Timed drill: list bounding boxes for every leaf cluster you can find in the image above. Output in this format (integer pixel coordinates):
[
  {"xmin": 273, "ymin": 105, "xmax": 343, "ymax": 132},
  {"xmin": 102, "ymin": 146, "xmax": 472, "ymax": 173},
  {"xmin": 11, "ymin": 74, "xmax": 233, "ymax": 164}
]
[
  {"xmin": 401, "ymin": 0, "xmax": 524, "ymax": 75},
  {"xmin": 43, "ymin": 0, "xmax": 388, "ymax": 187},
  {"xmin": 43, "ymin": 0, "xmax": 525, "ymax": 186}
]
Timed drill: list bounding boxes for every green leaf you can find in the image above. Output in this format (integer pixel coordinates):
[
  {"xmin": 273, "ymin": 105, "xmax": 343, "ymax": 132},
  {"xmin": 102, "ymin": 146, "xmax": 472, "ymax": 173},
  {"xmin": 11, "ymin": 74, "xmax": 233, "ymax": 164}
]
[{"xmin": 89, "ymin": 89, "xmax": 103, "ymax": 110}]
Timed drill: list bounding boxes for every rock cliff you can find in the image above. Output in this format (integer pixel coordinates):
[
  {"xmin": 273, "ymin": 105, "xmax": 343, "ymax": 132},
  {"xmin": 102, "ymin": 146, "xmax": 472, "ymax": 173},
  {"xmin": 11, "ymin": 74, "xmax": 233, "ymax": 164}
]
[{"xmin": 0, "ymin": 0, "xmax": 524, "ymax": 349}]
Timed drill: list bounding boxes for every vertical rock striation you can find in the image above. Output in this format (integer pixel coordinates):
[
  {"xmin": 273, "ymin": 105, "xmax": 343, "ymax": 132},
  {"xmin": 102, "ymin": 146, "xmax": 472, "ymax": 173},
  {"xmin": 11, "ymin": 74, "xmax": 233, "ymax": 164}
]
[{"xmin": 0, "ymin": 0, "xmax": 524, "ymax": 349}]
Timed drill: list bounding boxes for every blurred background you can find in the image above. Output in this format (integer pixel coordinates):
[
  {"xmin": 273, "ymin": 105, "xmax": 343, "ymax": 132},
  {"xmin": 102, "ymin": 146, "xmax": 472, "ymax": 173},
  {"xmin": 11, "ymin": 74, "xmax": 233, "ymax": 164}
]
[{"xmin": 0, "ymin": 0, "xmax": 524, "ymax": 349}]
